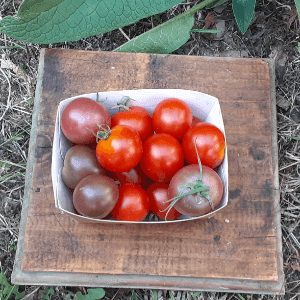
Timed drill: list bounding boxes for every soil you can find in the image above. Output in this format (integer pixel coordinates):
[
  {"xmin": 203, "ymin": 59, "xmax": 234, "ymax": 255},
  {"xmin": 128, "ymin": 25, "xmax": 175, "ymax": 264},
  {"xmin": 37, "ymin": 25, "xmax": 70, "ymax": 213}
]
[{"xmin": 0, "ymin": 0, "xmax": 300, "ymax": 299}]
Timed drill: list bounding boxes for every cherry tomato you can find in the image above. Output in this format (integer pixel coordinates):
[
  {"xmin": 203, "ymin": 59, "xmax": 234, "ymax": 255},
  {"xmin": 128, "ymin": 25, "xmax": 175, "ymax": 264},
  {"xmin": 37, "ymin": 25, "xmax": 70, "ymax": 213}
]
[
  {"xmin": 111, "ymin": 106, "xmax": 154, "ymax": 142},
  {"xmin": 169, "ymin": 164, "xmax": 223, "ymax": 217},
  {"xmin": 61, "ymin": 97, "xmax": 111, "ymax": 144},
  {"xmin": 140, "ymin": 133, "xmax": 184, "ymax": 182},
  {"xmin": 62, "ymin": 145, "xmax": 105, "ymax": 189},
  {"xmin": 191, "ymin": 116, "xmax": 202, "ymax": 126},
  {"xmin": 152, "ymin": 98, "xmax": 193, "ymax": 140},
  {"xmin": 112, "ymin": 164, "xmax": 147, "ymax": 188},
  {"xmin": 96, "ymin": 125, "xmax": 143, "ymax": 173},
  {"xmin": 73, "ymin": 174, "xmax": 119, "ymax": 219},
  {"xmin": 147, "ymin": 182, "xmax": 181, "ymax": 221},
  {"xmin": 111, "ymin": 184, "xmax": 150, "ymax": 221},
  {"xmin": 182, "ymin": 122, "xmax": 225, "ymax": 169}
]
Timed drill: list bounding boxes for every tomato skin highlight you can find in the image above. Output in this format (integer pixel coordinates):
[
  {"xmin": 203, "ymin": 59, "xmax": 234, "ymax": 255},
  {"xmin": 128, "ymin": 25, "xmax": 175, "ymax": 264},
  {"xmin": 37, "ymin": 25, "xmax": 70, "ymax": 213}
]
[
  {"xmin": 140, "ymin": 133, "xmax": 184, "ymax": 182},
  {"xmin": 111, "ymin": 184, "xmax": 150, "ymax": 221},
  {"xmin": 111, "ymin": 106, "xmax": 154, "ymax": 142},
  {"xmin": 152, "ymin": 98, "xmax": 193, "ymax": 140},
  {"xmin": 147, "ymin": 182, "xmax": 181, "ymax": 221},
  {"xmin": 61, "ymin": 97, "xmax": 111, "ymax": 144},
  {"xmin": 96, "ymin": 125, "xmax": 143, "ymax": 173},
  {"xmin": 182, "ymin": 122, "xmax": 225, "ymax": 169},
  {"xmin": 169, "ymin": 164, "xmax": 223, "ymax": 217}
]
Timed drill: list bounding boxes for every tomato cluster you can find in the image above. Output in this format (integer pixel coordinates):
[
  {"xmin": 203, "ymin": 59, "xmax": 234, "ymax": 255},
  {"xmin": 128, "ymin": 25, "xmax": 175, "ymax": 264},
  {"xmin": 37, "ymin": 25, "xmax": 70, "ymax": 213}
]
[{"xmin": 60, "ymin": 96, "xmax": 226, "ymax": 222}]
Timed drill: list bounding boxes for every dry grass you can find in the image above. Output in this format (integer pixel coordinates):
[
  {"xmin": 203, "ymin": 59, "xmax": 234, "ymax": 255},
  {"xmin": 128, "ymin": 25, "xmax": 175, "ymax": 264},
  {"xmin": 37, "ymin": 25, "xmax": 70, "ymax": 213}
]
[{"xmin": 1, "ymin": 0, "xmax": 300, "ymax": 299}]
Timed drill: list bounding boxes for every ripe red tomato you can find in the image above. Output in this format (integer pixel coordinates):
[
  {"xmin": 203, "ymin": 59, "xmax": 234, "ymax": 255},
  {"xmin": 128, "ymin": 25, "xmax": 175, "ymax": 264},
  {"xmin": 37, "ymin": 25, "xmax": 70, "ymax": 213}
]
[
  {"xmin": 111, "ymin": 184, "xmax": 150, "ymax": 221},
  {"xmin": 112, "ymin": 164, "xmax": 147, "ymax": 188},
  {"xmin": 140, "ymin": 133, "xmax": 184, "ymax": 182},
  {"xmin": 96, "ymin": 125, "xmax": 143, "ymax": 173},
  {"xmin": 169, "ymin": 164, "xmax": 223, "ymax": 217},
  {"xmin": 147, "ymin": 182, "xmax": 181, "ymax": 221},
  {"xmin": 111, "ymin": 106, "xmax": 154, "ymax": 142},
  {"xmin": 61, "ymin": 97, "xmax": 111, "ymax": 144},
  {"xmin": 182, "ymin": 122, "xmax": 225, "ymax": 169},
  {"xmin": 152, "ymin": 98, "xmax": 193, "ymax": 140}
]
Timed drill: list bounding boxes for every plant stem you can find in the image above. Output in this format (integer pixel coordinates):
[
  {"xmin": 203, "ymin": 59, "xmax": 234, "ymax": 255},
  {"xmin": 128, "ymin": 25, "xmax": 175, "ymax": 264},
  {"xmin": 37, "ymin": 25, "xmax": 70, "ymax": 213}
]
[{"xmin": 185, "ymin": 0, "xmax": 218, "ymax": 16}]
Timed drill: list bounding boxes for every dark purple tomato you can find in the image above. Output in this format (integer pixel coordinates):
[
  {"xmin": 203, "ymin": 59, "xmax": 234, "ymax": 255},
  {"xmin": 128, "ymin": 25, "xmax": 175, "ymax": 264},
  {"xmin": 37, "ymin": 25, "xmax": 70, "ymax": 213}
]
[
  {"xmin": 73, "ymin": 174, "xmax": 119, "ymax": 219},
  {"xmin": 62, "ymin": 145, "xmax": 105, "ymax": 190},
  {"xmin": 168, "ymin": 164, "xmax": 223, "ymax": 217},
  {"xmin": 61, "ymin": 97, "xmax": 111, "ymax": 144}
]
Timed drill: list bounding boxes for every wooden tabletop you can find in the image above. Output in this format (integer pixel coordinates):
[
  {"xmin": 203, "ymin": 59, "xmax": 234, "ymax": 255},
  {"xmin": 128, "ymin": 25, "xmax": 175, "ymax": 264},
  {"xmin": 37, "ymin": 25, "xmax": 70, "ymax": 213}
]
[{"xmin": 12, "ymin": 49, "xmax": 284, "ymax": 294}]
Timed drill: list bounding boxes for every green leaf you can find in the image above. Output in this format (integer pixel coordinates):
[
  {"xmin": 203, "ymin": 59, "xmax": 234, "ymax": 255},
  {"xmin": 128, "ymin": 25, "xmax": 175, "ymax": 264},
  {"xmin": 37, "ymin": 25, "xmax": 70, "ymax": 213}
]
[
  {"xmin": 191, "ymin": 29, "xmax": 220, "ymax": 33},
  {"xmin": 232, "ymin": 0, "xmax": 256, "ymax": 34},
  {"xmin": 213, "ymin": 0, "xmax": 229, "ymax": 7},
  {"xmin": 0, "ymin": 45, "xmax": 25, "ymax": 50},
  {"xmin": 152, "ymin": 290, "xmax": 158, "ymax": 300},
  {"xmin": 132, "ymin": 292, "xmax": 138, "ymax": 300},
  {"xmin": 75, "ymin": 288, "xmax": 105, "ymax": 300},
  {"xmin": 206, "ymin": 0, "xmax": 228, "ymax": 9},
  {"xmin": 169, "ymin": 291, "xmax": 175, "ymax": 300},
  {"xmin": 298, "ymin": 42, "xmax": 300, "ymax": 53},
  {"xmin": 41, "ymin": 288, "xmax": 55, "ymax": 300},
  {"xmin": 191, "ymin": 292, "xmax": 201, "ymax": 298},
  {"xmin": 0, "ymin": 268, "xmax": 25, "ymax": 300},
  {"xmin": 295, "ymin": 0, "xmax": 300, "ymax": 25},
  {"xmin": 0, "ymin": 0, "xmax": 184, "ymax": 44},
  {"xmin": 115, "ymin": 13, "xmax": 194, "ymax": 54}
]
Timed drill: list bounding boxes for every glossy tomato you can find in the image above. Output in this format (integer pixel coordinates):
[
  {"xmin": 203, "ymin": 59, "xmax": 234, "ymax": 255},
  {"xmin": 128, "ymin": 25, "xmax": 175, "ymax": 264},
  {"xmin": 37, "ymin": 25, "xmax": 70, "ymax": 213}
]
[
  {"xmin": 112, "ymin": 164, "xmax": 147, "ymax": 188},
  {"xmin": 61, "ymin": 97, "xmax": 111, "ymax": 144},
  {"xmin": 73, "ymin": 174, "xmax": 119, "ymax": 219},
  {"xmin": 111, "ymin": 106, "xmax": 154, "ymax": 142},
  {"xmin": 169, "ymin": 164, "xmax": 223, "ymax": 217},
  {"xmin": 111, "ymin": 184, "xmax": 150, "ymax": 221},
  {"xmin": 152, "ymin": 98, "xmax": 193, "ymax": 140},
  {"xmin": 96, "ymin": 125, "xmax": 143, "ymax": 173},
  {"xmin": 182, "ymin": 122, "xmax": 225, "ymax": 169},
  {"xmin": 147, "ymin": 182, "xmax": 181, "ymax": 221},
  {"xmin": 140, "ymin": 133, "xmax": 184, "ymax": 182},
  {"xmin": 62, "ymin": 145, "xmax": 105, "ymax": 189}
]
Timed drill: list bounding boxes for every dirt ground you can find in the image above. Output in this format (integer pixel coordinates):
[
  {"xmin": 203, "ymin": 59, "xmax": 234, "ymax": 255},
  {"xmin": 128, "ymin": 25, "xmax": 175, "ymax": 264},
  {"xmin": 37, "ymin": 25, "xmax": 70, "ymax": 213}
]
[{"xmin": 1, "ymin": 0, "xmax": 300, "ymax": 299}]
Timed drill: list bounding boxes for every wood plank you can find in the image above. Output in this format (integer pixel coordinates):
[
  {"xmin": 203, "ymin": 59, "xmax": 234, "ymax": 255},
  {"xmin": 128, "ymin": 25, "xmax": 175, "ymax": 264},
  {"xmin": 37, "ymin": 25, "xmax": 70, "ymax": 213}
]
[{"xmin": 12, "ymin": 49, "xmax": 283, "ymax": 293}]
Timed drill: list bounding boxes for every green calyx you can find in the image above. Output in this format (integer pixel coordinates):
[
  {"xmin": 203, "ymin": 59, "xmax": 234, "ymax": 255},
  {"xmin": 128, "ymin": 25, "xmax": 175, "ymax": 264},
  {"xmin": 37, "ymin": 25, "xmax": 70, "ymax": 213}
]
[
  {"xmin": 163, "ymin": 138, "xmax": 214, "ymax": 220},
  {"xmin": 96, "ymin": 124, "xmax": 112, "ymax": 142}
]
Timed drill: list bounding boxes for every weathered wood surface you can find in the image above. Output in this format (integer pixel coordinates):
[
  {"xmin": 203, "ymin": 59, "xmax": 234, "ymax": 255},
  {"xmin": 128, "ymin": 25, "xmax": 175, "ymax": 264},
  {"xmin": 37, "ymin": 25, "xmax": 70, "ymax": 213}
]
[{"xmin": 12, "ymin": 49, "xmax": 283, "ymax": 293}]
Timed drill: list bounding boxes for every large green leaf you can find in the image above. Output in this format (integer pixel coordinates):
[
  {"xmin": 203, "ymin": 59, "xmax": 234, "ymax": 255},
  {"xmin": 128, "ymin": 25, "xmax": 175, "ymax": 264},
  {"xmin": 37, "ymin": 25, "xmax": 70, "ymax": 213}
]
[
  {"xmin": 232, "ymin": 0, "xmax": 256, "ymax": 34},
  {"xmin": 295, "ymin": 0, "xmax": 300, "ymax": 24},
  {"xmin": 0, "ymin": 0, "xmax": 184, "ymax": 44},
  {"xmin": 115, "ymin": 13, "xmax": 194, "ymax": 54}
]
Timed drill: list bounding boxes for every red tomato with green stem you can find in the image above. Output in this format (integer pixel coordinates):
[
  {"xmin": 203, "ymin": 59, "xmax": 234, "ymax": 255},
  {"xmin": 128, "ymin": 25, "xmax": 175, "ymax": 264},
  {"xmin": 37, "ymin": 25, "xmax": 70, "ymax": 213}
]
[
  {"xmin": 147, "ymin": 182, "xmax": 181, "ymax": 221},
  {"xmin": 96, "ymin": 125, "xmax": 143, "ymax": 173},
  {"xmin": 182, "ymin": 122, "xmax": 225, "ymax": 169},
  {"xmin": 140, "ymin": 133, "xmax": 184, "ymax": 182},
  {"xmin": 152, "ymin": 98, "xmax": 193, "ymax": 140},
  {"xmin": 111, "ymin": 106, "xmax": 154, "ymax": 142},
  {"xmin": 111, "ymin": 184, "xmax": 150, "ymax": 221},
  {"xmin": 61, "ymin": 97, "xmax": 111, "ymax": 144}
]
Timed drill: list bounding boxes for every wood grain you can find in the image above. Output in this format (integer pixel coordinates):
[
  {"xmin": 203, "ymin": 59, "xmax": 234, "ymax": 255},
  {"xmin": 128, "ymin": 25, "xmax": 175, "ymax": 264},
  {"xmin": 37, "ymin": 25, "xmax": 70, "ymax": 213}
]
[{"xmin": 14, "ymin": 49, "xmax": 283, "ymax": 292}]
